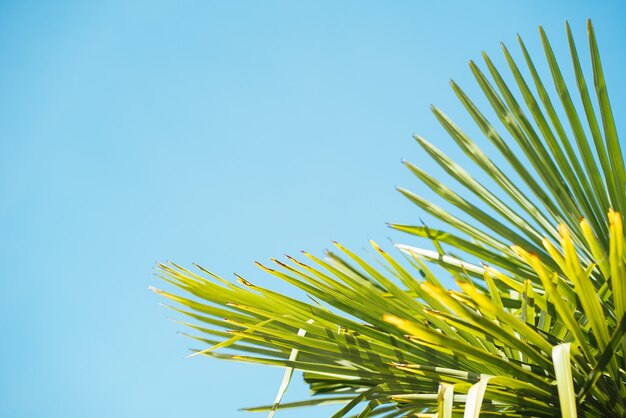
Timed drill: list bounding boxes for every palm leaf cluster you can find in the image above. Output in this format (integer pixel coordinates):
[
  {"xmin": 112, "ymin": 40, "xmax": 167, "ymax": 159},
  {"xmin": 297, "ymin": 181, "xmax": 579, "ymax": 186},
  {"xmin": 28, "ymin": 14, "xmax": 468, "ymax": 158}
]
[{"xmin": 154, "ymin": 20, "xmax": 625, "ymax": 417}]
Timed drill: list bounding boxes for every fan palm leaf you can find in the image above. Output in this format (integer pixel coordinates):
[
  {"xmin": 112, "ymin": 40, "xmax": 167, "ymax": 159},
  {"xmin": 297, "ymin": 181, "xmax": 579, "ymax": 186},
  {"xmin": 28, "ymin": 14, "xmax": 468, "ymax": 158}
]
[{"xmin": 155, "ymin": 20, "xmax": 624, "ymax": 417}]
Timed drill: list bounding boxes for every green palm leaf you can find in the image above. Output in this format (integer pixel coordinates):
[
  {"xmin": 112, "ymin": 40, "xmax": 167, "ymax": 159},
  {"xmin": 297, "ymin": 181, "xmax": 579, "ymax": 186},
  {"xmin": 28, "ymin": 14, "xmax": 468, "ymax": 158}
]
[{"xmin": 155, "ymin": 20, "xmax": 625, "ymax": 417}]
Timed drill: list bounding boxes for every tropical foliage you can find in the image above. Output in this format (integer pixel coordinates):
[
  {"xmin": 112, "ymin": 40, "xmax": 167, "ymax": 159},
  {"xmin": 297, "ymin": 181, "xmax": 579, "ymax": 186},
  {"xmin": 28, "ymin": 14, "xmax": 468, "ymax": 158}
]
[{"xmin": 154, "ymin": 20, "xmax": 624, "ymax": 417}]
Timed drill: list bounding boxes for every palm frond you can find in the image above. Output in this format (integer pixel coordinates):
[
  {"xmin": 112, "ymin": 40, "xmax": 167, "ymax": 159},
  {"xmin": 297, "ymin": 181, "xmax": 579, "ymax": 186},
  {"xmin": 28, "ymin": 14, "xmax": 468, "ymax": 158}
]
[{"xmin": 155, "ymin": 20, "xmax": 624, "ymax": 417}]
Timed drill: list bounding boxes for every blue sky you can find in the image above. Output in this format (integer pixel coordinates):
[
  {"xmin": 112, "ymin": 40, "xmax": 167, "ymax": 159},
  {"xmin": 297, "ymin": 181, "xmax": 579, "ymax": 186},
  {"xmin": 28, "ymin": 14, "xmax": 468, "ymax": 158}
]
[{"xmin": 1, "ymin": 1, "xmax": 625, "ymax": 417}]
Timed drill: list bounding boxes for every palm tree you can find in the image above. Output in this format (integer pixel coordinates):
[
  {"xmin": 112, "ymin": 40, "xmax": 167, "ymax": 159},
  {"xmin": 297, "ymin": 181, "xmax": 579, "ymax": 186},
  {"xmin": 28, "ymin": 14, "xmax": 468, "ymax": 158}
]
[{"xmin": 153, "ymin": 20, "xmax": 624, "ymax": 417}]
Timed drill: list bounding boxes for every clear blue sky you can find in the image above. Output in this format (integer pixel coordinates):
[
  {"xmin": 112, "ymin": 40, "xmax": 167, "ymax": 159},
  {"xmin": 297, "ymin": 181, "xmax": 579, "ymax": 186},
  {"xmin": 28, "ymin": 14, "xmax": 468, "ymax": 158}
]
[{"xmin": 1, "ymin": 1, "xmax": 625, "ymax": 417}]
